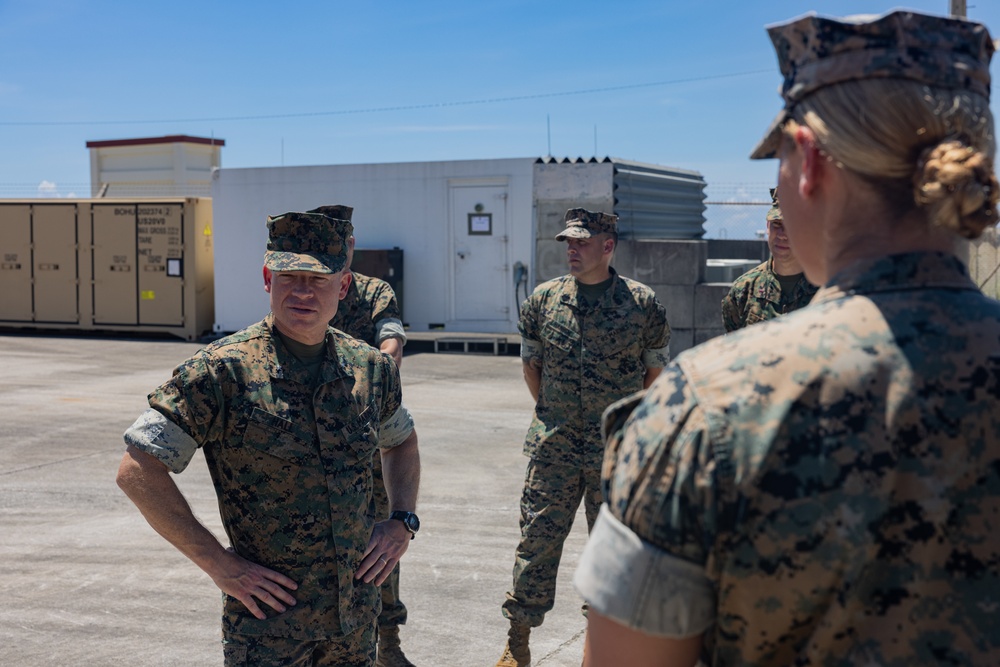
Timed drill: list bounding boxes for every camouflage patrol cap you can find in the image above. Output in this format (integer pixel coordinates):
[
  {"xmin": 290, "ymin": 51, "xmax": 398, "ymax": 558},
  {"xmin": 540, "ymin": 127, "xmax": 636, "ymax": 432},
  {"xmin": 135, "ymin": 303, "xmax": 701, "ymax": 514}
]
[
  {"xmin": 307, "ymin": 205, "xmax": 354, "ymax": 223},
  {"xmin": 555, "ymin": 208, "xmax": 618, "ymax": 241},
  {"xmin": 264, "ymin": 211, "xmax": 349, "ymax": 274},
  {"xmin": 751, "ymin": 10, "xmax": 995, "ymax": 159},
  {"xmin": 766, "ymin": 188, "xmax": 782, "ymax": 223}
]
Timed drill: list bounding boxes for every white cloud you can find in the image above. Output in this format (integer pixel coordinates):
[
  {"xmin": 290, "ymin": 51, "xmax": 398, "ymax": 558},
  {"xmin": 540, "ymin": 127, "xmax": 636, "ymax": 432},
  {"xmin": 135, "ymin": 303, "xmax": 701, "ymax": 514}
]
[{"xmin": 37, "ymin": 180, "xmax": 60, "ymax": 198}]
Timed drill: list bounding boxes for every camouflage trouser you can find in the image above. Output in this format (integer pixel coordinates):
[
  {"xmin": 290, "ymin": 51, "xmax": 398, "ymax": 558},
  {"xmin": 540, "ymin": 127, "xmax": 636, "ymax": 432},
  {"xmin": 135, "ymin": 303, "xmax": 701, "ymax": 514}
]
[
  {"xmin": 502, "ymin": 457, "xmax": 602, "ymax": 627},
  {"xmin": 372, "ymin": 452, "xmax": 407, "ymax": 628},
  {"xmin": 222, "ymin": 620, "xmax": 376, "ymax": 667}
]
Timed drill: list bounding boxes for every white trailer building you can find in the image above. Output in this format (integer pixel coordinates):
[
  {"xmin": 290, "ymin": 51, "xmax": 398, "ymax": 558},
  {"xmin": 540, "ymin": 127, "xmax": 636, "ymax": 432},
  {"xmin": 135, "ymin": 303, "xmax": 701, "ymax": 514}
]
[{"xmin": 210, "ymin": 156, "xmax": 706, "ymax": 336}]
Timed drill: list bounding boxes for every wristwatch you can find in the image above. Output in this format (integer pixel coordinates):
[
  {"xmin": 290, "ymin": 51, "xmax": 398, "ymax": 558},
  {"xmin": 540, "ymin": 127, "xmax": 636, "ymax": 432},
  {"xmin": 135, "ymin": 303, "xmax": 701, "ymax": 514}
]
[{"xmin": 389, "ymin": 510, "xmax": 420, "ymax": 538}]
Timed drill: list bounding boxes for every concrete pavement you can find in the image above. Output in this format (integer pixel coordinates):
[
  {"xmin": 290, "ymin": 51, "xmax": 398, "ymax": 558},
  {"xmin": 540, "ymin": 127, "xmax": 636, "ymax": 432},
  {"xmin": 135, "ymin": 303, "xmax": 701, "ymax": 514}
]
[{"xmin": 0, "ymin": 333, "xmax": 589, "ymax": 666}]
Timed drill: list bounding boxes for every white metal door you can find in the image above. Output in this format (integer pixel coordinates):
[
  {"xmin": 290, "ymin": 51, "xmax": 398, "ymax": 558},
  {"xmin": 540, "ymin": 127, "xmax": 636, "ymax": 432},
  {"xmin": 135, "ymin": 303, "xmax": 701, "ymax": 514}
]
[{"xmin": 450, "ymin": 185, "xmax": 509, "ymax": 322}]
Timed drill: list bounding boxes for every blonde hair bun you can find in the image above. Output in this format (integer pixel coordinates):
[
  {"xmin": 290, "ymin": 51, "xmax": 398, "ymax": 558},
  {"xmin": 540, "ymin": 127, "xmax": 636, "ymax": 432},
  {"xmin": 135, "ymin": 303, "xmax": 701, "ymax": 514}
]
[{"xmin": 914, "ymin": 140, "xmax": 999, "ymax": 238}]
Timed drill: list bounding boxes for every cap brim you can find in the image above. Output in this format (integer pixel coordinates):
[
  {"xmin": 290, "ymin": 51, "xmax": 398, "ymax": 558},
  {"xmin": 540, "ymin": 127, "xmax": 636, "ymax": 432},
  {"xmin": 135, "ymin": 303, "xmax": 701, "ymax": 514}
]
[
  {"xmin": 750, "ymin": 109, "xmax": 789, "ymax": 160},
  {"xmin": 555, "ymin": 227, "xmax": 593, "ymax": 241},
  {"xmin": 264, "ymin": 251, "xmax": 345, "ymax": 274}
]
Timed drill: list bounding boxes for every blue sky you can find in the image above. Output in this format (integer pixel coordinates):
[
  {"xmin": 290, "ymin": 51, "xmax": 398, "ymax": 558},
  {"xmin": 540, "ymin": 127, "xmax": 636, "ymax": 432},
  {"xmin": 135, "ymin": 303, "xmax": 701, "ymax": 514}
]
[{"xmin": 2, "ymin": 1, "xmax": 999, "ymax": 202}]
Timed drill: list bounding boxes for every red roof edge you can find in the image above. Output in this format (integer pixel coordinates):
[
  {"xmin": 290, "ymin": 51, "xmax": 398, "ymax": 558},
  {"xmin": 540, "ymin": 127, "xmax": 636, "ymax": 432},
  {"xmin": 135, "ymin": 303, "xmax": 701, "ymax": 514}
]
[{"xmin": 85, "ymin": 134, "xmax": 226, "ymax": 149}]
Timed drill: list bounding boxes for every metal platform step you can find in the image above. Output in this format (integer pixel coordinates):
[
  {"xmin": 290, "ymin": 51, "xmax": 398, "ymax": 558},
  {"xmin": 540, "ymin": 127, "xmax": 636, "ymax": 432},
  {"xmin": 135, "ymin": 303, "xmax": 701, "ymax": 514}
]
[{"xmin": 432, "ymin": 336, "xmax": 509, "ymax": 355}]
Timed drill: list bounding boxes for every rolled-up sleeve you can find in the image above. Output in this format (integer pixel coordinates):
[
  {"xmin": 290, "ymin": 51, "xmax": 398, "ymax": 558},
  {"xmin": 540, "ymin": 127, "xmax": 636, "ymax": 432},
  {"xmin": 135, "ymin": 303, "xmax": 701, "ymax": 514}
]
[
  {"xmin": 374, "ymin": 351, "xmax": 413, "ymax": 449},
  {"xmin": 123, "ymin": 407, "xmax": 201, "ymax": 473},
  {"xmin": 642, "ymin": 344, "xmax": 670, "ymax": 368},
  {"xmin": 520, "ymin": 337, "xmax": 542, "ymax": 362},
  {"xmin": 379, "ymin": 402, "xmax": 415, "ymax": 449},
  {"xmin": 574, "ymin": 505, "xmax": 715, "ymax": 637},
  {"xmin": 518, "ymin": 291, "xmax": 544, "ymax": 364},
  {"xmin": 375, "ymin": 318, "xmax": 407, "ymax": 345},
  {"xmin": 576, "ymin": 363, "xmax": 720, "ymax": 637},
  {"xmin": 641, "ymin": 295, "xmax": 671, "ymax": 368},
  {"xmin": 125, "ymin": 353, "xmax": 223, "ymax": 473}
]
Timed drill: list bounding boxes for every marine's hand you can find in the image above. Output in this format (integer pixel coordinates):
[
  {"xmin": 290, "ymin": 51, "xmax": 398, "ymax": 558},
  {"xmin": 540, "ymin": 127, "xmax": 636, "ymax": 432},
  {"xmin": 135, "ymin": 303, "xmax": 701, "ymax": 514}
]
[
  {"xmin": 209, "ymin": 548, "xmax": 298, "ymax": 620},
  {"xmin": 355, "ymin": 519, "xmax": 411, "ymax": 585}
]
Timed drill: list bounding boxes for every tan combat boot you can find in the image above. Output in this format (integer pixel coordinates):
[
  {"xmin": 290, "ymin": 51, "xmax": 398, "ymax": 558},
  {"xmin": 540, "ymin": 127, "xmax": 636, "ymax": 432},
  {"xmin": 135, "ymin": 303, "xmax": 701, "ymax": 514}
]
[
  {"xmin": 494, "ymin": 623, "xmax": 531, "ymax": 667},
  {"xmin": 375, "ymin": 626, "xmax": 416, "ymax": 667}
]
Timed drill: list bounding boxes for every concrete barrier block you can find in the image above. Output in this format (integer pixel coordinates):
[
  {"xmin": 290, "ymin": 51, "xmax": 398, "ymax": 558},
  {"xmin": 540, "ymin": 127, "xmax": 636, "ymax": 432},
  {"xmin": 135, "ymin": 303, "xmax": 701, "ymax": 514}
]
[
  {"xmin": 667, "ymin": 328, "xmax": 695, "ymax": 358},
  {"xmin": 630, "ymin": 240, "xmax": 707, "ymax": 285},
  {"xmin": 694, "ymin": 283, "xmax": 731, "ymax": 330},
  {"xmin": 534, "ymin": 239, "xmax": 567, "ymax": 284},
  {"xmin": 707, "ymin": 238, "xmax": 768, "ymax": 262},
  {"xmin": 645, "ymin": 283, "xmax": 694, "ymax": 330},
  {"xmin": 695, "ymin": 327, "xmax": 727, "ymax": 346},
  {"xmin": 612, "ymin": 239, "xmax": 636, "ymax": 276}
]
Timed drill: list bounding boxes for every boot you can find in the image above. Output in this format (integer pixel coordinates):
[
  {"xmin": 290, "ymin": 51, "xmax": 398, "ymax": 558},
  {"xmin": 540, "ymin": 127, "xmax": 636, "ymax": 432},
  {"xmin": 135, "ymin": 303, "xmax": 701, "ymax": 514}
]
[
  {"xmin": 494, "ymin": 623, "xmax": 531, "ymax": 667},
  {"xmin": 376, "ymin": 625, "xmax": 416, "ymax": 667}
]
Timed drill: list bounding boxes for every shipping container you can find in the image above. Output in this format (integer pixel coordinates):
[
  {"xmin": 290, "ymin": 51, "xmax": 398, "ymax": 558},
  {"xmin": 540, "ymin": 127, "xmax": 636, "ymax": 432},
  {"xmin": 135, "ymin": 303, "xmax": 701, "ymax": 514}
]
[{"xmin": 0, "ymin": 198, "xmax": 214, "ymax": 341}]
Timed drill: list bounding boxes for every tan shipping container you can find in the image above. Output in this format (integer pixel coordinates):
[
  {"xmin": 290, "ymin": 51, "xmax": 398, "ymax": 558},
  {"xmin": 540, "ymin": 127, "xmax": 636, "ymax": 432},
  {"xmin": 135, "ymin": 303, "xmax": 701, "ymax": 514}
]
[{"xmin": 0, "ymin": 198, "xmax": 214, "ymax": 341}]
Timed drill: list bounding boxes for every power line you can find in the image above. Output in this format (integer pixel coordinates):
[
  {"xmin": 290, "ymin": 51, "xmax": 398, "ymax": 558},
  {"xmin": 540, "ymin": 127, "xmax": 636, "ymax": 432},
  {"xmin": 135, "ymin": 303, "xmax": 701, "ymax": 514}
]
[{"xmin": 0, "ymin": 69, "xmax": 772, "ymax": 127}]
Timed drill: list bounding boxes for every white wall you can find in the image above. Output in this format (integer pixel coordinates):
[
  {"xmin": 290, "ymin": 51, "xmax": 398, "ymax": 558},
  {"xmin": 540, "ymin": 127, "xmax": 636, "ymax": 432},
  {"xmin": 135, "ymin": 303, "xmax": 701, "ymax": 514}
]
[
  {"xmin": 89, "ymin": 142, "xmax": 222, "ymax": 197},
  {"xmin": 211, "ymin": 158, "xmax": 536, "ymax": 334}
]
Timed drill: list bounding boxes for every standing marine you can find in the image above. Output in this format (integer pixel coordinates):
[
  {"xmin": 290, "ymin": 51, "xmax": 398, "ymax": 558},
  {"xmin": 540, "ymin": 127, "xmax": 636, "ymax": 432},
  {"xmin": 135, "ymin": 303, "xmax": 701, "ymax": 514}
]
[
  {"xmin": 721, "ymin": 188, "xmax": 817, "ymax": 331},
  {"xmin": 495, "ymin": 208, "xmax": 671, "ymax": 667},
  {"xmin": 117, "ymin": 209, "xmax": 421, "ymax": 667},
  {"xmin": 576, "ymin": 10, "xmax": 1000, "ymax": 667}
]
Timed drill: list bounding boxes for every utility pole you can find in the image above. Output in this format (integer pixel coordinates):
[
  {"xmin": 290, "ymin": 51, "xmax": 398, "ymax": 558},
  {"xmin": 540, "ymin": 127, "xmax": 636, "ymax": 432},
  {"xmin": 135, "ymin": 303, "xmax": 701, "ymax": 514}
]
[{"xmin": 950, "ymin": 0, "xmax": 967, "ymax": 17}]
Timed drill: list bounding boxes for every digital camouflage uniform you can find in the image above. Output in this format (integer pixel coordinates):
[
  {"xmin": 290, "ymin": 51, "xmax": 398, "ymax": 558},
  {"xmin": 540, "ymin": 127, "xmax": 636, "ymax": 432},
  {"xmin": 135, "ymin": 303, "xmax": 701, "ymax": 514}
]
[
  {"xmin": 579, "ymin": 252, "xmax": 1000, "ymax": 664},
  {"xmin": 331, "ymin": 271, "xmax": 408, "ymax": 630},
  {"xmin": 334, "ymin": 273, "xmax": 403, "ymax": 353},
  {"xmin": 125, "ymin": 314, "xmax": 411, "ymax": 640},
  {"xmin": 123, "ymin": 211, "xmax": 415, "ymax": 666},
  {"xmin": 504, "ymin": 260, "xmax": 671, "ymax": 627},
  {"xmin": 576, "ymin": 11, "xmax": 1000, "ymax": 665},
  {"xmin": 720, "ymin": 258, "xmax": 818, "ymax": 332},
  {"xmin": 222, "ymin": 622, "xmax": 376, "ymax": 667}
]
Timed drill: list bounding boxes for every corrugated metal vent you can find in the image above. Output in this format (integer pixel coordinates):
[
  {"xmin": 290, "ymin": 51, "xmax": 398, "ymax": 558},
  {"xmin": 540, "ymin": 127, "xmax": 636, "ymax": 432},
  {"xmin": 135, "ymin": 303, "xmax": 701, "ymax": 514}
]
[
  {"xmin": 612, "ymin": 159, "xmax": 706, "ymax": 239},
  {"xmin": 534, "ymin": 156, "xmax": 613, "ymax": 164}
]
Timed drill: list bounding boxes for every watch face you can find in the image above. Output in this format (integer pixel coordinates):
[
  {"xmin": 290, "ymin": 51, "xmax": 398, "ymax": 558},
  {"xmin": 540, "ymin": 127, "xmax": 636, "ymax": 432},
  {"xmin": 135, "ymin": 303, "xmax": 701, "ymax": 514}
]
[{"xmin": 391, "ymin": 511, "xmax": 419, "ymax": 533}]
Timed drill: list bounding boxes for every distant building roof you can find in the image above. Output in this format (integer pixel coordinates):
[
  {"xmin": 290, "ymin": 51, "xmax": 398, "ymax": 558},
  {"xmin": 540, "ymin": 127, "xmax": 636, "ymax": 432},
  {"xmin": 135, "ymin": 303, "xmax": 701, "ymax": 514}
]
[{"xmin": 85, "ymin": 134, "xmax": 225, "ymax": 148}]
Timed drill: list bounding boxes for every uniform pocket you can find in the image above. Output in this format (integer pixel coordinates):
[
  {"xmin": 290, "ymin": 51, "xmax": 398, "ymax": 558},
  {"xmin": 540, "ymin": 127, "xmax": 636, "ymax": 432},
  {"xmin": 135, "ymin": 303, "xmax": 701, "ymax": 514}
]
[
  {"xmin": 242, "ymin": 407, "xmax": 315, "ymax": 465},
  {"xmin": 222, "ymin": 641, "xmax": 247, "ymax": 667},
  {"xmin": 541, "ymin": 319, "xmax": 579, "ymax": 353},
  {"xmin": 342, "ymin": 402, "xmax": 378, "ymax": 458}
]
